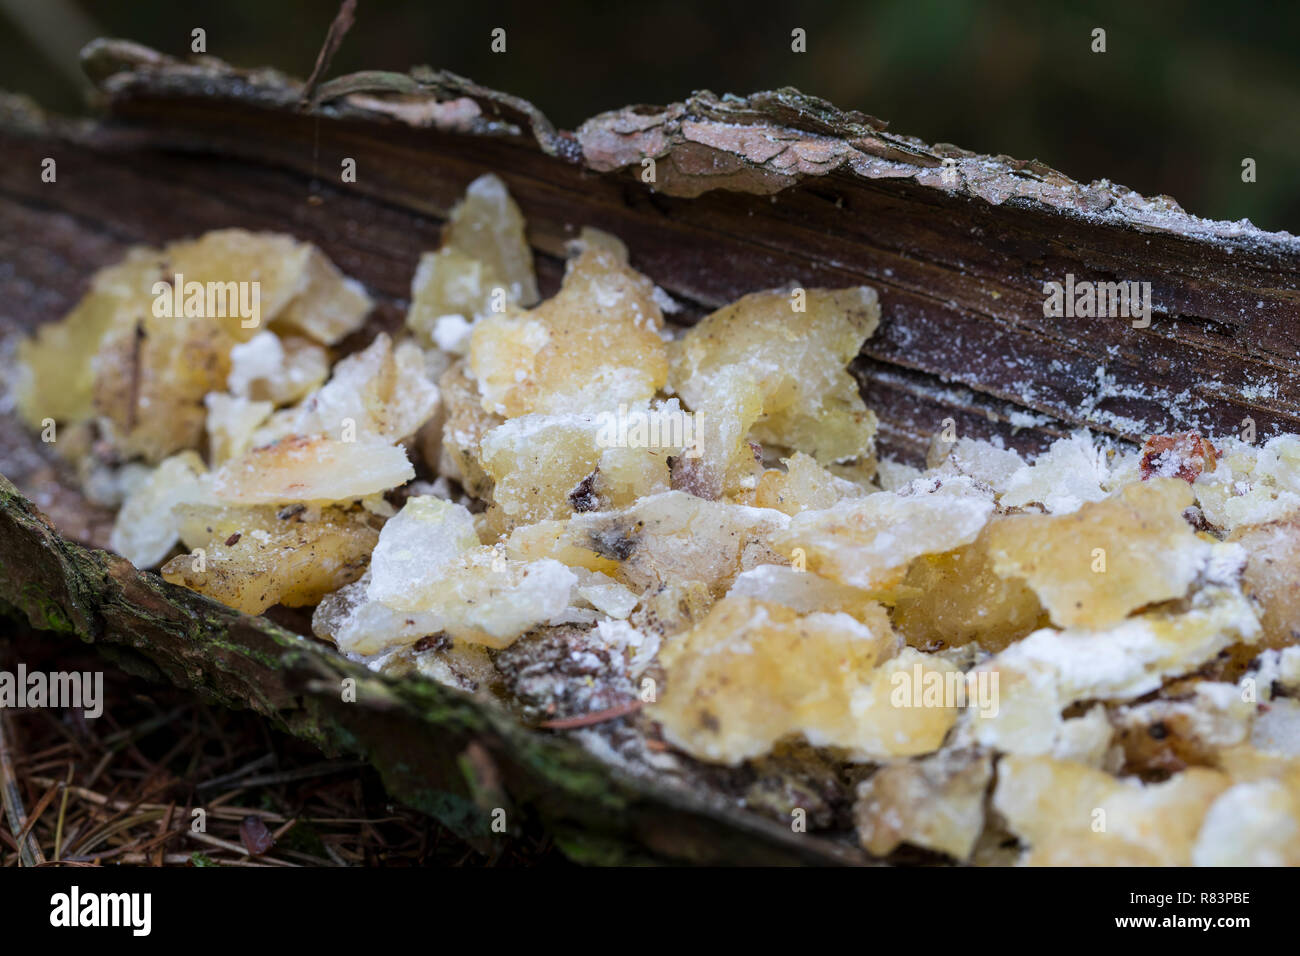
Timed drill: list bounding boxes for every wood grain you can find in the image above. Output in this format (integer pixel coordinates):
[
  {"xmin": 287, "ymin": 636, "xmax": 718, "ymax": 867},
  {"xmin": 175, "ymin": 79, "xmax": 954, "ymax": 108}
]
[{"xmin": 1, "ymin": 40, "xmax": 1297, "ymax": 865}]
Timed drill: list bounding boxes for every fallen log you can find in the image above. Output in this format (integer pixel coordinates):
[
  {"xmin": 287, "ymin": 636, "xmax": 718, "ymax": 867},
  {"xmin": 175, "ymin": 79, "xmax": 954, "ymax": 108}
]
[{"xmin": 0, "ymin": 39, "xmax": 1296, "ymax": 864}]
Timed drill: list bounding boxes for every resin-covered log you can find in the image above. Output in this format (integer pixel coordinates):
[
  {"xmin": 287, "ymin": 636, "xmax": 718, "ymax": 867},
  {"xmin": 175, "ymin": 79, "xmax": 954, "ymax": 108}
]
[{"xmin": 1, "ymin": 39, "xmax": 1296, "ymax": 864}]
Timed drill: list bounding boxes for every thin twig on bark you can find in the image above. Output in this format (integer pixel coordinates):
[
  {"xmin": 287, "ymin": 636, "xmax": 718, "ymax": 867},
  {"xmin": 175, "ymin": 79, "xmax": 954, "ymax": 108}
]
[{"xmin": 301, "ymin": 0, "xmax": 358, "ymax": 107}]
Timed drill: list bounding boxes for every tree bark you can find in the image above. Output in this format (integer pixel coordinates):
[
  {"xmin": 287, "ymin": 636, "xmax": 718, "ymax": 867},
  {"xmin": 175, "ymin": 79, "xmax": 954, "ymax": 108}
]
[{"xmin": 1, "ymin": 39, "xmax": 1297, "ymax": 864}]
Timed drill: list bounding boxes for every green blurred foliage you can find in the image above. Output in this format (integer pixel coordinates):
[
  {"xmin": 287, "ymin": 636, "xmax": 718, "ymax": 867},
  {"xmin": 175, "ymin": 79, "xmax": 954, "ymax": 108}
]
[{"xmin": 2, "ymin": 0, "xmax": 1296, "ymax": 231}]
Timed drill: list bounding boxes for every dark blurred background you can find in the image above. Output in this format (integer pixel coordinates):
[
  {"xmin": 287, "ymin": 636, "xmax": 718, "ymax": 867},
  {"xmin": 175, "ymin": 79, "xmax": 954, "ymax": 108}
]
[{"xmin": 1, "ymin": 0, "xmax": 1297, "ymax": 231}]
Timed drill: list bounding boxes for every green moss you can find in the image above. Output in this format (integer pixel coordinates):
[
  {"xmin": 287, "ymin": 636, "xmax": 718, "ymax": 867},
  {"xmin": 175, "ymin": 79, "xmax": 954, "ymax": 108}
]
[
  {"xmin": 407, "ymin": 788, "xmax": 491, "ymax": 841},
  {"xmin": 204, "ymin": 635, "xmax": 283, "ymax": 671},
  {"xmin": 552, "ymin": 828, "xmax": 657, "ymax": 866},
  {"xmin": 19, "ymin": 582, "xmax": 75, "ymax": 633}
]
